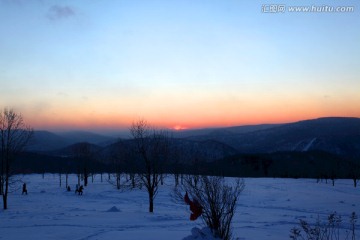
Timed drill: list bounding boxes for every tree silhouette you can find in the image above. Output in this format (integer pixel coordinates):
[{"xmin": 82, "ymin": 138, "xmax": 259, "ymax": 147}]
[
  {"xmin": 130, "ymin": 119, "xmax": 170, "ymax": 213},
  {"xmin": 0, "ymin": 108, "xmax": 33, "ymax": 209}
]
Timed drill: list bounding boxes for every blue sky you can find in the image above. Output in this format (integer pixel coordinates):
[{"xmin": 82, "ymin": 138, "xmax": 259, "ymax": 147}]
[{"xmin": 0, "ymin": 0, "xmax": 359, "ymax": 131}]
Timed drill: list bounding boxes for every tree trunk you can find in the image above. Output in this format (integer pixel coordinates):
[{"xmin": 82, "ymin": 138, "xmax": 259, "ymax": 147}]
[
  {"xmin": 3, "ymin": 194, "xmax": 7, "ymax": 209},
  {"xmin": 77, "ymin": 174, "xmax": 80, "ymax": 186},
  {"xmin": 84, "ymin": 167, "xmax": 88, "ymax": 186},
  {"xmin": 3, "ymin": 173, "xmax": 9, "ymax": 209},
  {"xmin": 116, "ymin": 174, "xmax": 120, "ymax": 190},
  {"xmin": 0, "ymin": 178, "xmax": 3, "ymax": 195},
  {"xmin": 59, "ymin": 173, "xmax": 62, "ymax": 187},
  {"xmin": 149, "ymin": 193, "xmax": 154, "ymax": 213},
  {"xmin": 147, "ymin": 183, "xmax": 155, "ymax": 213},
  {"xmin": 131, "ymin": 174, "xmax": 135, "ymax": 188},
  {"xmin": 175, "ymin": 174, "xmax": 179, "ymax": 186}
]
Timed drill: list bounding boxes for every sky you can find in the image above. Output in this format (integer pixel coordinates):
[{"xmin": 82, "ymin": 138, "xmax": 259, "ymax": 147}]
[{"xmin": 0, "ymin": 0, "xmax": 359, "ymax": 132}]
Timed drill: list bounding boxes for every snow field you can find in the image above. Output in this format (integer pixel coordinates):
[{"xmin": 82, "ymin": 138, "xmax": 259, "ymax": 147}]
[{"xmin": 0, "ymin": 174, "xmax": 359, "ymax": 240}]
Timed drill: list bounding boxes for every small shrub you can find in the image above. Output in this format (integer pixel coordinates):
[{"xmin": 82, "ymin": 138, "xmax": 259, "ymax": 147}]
[
  {"xmin": 174, "ymin": 175, "xmax": 245, "ymax": 240},
  {"xmin": 290, "ymin": 212, "xmax": 357, "ymax": 240}
]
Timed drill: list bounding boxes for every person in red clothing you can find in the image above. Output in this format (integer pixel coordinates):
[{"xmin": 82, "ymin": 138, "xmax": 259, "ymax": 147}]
[{"xmin": 184, "ymin": 192, "xmax": 203, "ymax": 221}]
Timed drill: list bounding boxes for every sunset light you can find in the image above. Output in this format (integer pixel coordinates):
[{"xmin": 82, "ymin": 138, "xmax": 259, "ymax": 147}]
[
  {"xmin": 173, "ymin": 125, "xmax": 188, "ymax": 131},
  {"xmin": 0, "ymin": 2, "xmax": 360, "ymax": 238},
  {"xmin": 0, "ymin": 1, "xmax": 359, "ymax": 132}
]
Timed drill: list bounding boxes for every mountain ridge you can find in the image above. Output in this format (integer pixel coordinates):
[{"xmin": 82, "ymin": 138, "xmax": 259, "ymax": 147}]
[
  {"xmin": 187, "ymin": 117, "xmax": 360, "ymax": 157},
  {"xmin": 28, "ymin": 117, "xmax": 360, "ymax": 158}
]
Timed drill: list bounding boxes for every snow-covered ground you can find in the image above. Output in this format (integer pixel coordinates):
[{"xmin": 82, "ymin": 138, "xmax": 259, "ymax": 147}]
[{"xmin": 1, "ymin": 174, "xmax": 359, "ymax": 240}]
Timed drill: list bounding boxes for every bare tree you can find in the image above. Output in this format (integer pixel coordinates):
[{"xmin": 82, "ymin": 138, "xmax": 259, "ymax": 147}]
[
  {"xmin": 107, "ymin": 140, "xmax": 131, "ymax": 190},
  {"xmin": 0, "ymin": 108, "xmax": 33, "ymax": 209},
  {"xmin": 71, "ymin": 142, "xmax": 94, "ymax": 187},
  {"xmin": 349, "ymin": 160, "xmax": 360, "ymax": 188},
  {"xmin": 174, "ymin": 175, "xmax": 245, "ymax": 240},
  {"xmin": 171, "ymin": 143, "xmax": 181, "ymax": 187},
  {"xmin": 130, "ymin": 119, "xmax": 170, "ymax": 213}
]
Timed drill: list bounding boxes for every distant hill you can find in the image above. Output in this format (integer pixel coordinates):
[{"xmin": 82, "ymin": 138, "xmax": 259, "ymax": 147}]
[
  {"xmin": 56, "ymin": 131, "xmax": 116, "ymax": 146},
  {"xmin": 97, "ymin": 138, "xmax": 239, "ymax": 165},
  {"xmin": 27, "ymin": 117, "xmax": 360, "ymax": 159},
  {"xmin": 188, "ymin": 117, "xmax": 360, "ymax": 158},
  {"xmin": 172, "ymin": 124, "xmax": 281, "ymax": 138},
  {"xmin": 26, "ymin": 131, "xmax": 70, "ymax": 152},
  {"xmin": 27, "ymin": 130, "xmax": 115, "ymax": 152},
  {"xmin": 16, "ymin": 117, "xmax": 360, "ymax": 177},
  {"xmin": 48, "ymin": 142, "xmax": 103, "ymax": 158}
]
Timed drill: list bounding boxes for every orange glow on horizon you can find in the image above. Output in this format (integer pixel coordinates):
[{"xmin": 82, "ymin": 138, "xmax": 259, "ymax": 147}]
[
  {"xmin": 25, "ymin": 111, "xmax": 360, "ymax": 132},
  {"xmin": 17, "ymin": 97, "xmax": 360, "ymax": 132},
  {"xmin": 173, "ymin": 125, "xmax": 188, "ymax": 131}
]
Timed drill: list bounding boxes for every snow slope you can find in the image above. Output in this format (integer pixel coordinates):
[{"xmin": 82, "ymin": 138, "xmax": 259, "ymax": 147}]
[{"xmin": 1, "ymin": 175, "xmax": 359, "ymax": 240}]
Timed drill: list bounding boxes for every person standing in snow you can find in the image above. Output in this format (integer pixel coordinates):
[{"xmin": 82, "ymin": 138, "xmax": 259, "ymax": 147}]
[
  {"xmin": 22, "ymin": 183, "xmax": 27, "ymax": 195},
  {"xmin": 184, "ymin": 192, "xmax": 202, "ymax": 220},
  {"xmin": 78, "ymin": 185, "xmax": 84, "ymax": 195}
]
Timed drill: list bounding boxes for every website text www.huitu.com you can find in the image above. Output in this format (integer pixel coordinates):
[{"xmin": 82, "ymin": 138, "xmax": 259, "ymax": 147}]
[{"xmin": 261, "ymin": 4, "xmax": 355, "ymax": 13}]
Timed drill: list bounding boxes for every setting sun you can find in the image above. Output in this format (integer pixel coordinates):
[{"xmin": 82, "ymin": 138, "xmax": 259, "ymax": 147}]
[{"xmin": 173, "ymin": 125, "xmax": 187, "ymax": 131}]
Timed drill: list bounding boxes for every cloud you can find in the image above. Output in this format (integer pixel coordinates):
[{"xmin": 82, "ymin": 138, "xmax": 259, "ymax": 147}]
[
  {"xmin": 57, "ymin": 92, "xmax": 68, "ymax": 97},
  {"xmin": 32, "ymin": 101, "xmax": 52, "ymax": 115},
  {"xmin": 47, "ymin": 5, "xmax": 75, "ymax": 20}
]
